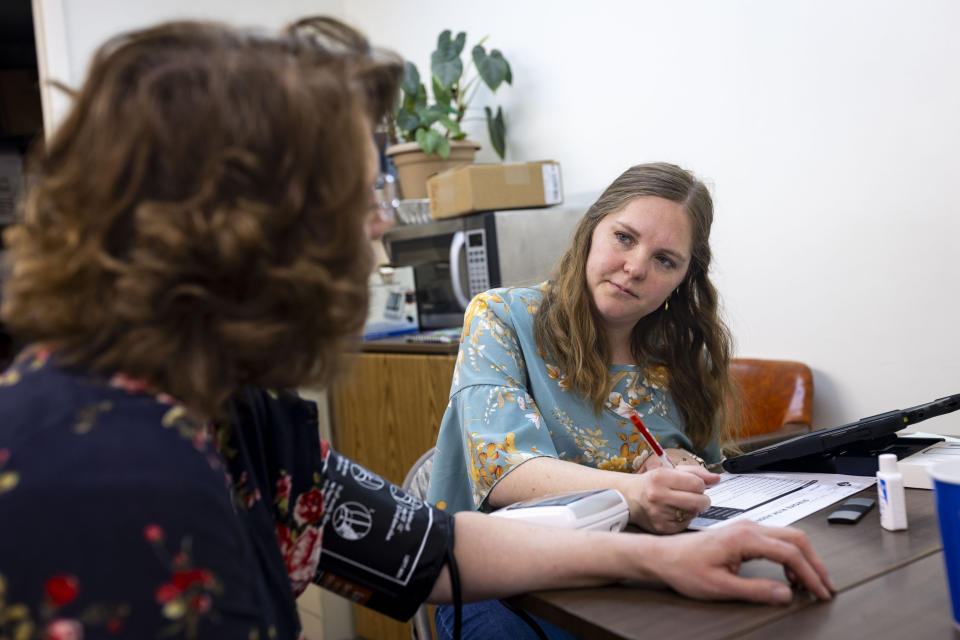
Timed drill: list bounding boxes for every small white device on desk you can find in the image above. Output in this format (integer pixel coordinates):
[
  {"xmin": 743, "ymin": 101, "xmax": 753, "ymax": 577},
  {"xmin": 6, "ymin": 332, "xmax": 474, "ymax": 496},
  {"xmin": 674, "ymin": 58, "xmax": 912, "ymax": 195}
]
[
  {"xmin": 897, "ymin": 432, "xmax": 960, "ymax": 489},
  {"xmin": 490, "ymin": 489, "xmax": 629, "ymax": 532}
]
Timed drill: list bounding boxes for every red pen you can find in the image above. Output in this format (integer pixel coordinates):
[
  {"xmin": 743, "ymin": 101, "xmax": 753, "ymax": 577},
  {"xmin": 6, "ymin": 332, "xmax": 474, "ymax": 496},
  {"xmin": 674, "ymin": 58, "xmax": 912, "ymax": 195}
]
[{"xmin": 629, "ymin": 413, "xmax": 675, "ymax": 469}]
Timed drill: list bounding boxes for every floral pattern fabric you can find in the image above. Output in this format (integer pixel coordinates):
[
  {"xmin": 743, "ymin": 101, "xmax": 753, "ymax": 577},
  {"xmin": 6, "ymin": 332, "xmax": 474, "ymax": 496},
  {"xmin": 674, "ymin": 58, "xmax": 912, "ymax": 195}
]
[
  {"xmin": 427, "ymin": 285, "xmax": 721, "ymax": 514},
  {"xmin": 0, "ymin": 351, "xmax": 431, "ymax": 639}
]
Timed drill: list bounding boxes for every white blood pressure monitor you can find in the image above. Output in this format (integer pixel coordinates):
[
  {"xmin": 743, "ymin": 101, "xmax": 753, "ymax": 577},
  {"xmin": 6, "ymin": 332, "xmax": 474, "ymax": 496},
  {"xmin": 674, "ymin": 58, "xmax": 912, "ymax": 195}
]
[{"xmin": 490, "ymin": 489, "xmax": 630, "ymax": 532}]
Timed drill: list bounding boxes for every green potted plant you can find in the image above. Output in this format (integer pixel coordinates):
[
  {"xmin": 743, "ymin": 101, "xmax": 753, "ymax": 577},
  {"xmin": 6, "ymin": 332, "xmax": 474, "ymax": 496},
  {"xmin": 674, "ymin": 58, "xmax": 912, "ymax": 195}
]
[{"xmin": 386, "ymin": 29, "xmax": 512, "ymax": 199}]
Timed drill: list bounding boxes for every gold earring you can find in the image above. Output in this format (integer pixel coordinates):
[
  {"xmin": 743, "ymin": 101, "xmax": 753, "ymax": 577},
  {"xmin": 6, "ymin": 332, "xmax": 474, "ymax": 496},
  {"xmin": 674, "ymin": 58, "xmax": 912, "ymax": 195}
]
[{"xmin": 665, "ymin": 287, "xmax": 679, "ymax": 311}]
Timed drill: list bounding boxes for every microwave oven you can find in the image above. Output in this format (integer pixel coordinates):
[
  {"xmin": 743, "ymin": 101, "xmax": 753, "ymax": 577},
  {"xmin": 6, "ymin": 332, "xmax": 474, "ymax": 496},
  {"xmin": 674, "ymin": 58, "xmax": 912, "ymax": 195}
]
[{"xmin": 381, "ymin": 206, "xmax": 585, "ymax": 329}]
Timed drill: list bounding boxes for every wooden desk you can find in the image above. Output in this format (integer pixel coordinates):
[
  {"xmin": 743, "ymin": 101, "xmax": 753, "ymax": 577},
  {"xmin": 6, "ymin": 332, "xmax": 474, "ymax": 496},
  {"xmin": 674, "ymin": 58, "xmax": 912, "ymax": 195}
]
[{"xmin": 510, "ymin": 488, "xmax": 952, "ymax": 639}]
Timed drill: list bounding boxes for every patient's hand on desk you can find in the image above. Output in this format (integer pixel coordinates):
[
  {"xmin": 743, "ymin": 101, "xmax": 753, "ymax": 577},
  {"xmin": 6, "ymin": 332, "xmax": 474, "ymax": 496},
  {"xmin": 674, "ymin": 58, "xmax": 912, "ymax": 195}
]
[{"xmin": 652, "ymin": 521, "xmax": 835, "ymax": 604}]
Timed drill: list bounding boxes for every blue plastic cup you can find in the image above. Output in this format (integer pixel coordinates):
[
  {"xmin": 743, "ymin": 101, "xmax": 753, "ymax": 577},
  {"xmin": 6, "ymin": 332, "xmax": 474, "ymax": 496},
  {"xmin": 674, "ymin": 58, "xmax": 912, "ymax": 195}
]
[{"xmin": 930, "ymin": 460, "xmax": 960, "ymax": 629}]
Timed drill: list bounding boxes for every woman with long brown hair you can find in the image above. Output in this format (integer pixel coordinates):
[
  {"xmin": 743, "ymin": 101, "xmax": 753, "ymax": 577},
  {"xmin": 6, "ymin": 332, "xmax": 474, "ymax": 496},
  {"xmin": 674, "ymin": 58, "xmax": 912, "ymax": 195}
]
[
  {"xmin": 428, "ymin": 163, "xmax": 740, "ymax": 637},
  {"xmin": 0, "ymin": 17, "xmax": 831, "ymax": 640}
]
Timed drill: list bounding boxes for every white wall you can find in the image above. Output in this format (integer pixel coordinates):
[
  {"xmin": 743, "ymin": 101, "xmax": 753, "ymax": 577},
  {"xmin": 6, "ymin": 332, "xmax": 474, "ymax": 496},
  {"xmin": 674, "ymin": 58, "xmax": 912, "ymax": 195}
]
[
  {"xmin": 33, "ymin": 0, "xmax": 346, "ymax": 128},
  {"xmin": 346, "ymin": 0, "xmax": 960, "ymax": 432},
  {"xmin": 35, "ymin": 0, "xmax": 960, "ymax": 435}
]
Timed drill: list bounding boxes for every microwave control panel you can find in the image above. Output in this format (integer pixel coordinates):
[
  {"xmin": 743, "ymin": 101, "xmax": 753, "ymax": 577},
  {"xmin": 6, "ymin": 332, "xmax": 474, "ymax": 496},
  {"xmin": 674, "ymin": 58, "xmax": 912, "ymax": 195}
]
[{"xmin": 466, "ymin": 230, "xmax": 491, "ymax": 296}]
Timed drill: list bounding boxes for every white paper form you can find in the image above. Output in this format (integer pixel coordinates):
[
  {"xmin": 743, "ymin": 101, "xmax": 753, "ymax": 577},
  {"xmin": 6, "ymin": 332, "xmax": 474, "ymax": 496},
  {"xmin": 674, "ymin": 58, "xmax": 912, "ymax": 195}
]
[{"xmin": 689, "ymin": 472, "xmax": 875, "ymax": 530}]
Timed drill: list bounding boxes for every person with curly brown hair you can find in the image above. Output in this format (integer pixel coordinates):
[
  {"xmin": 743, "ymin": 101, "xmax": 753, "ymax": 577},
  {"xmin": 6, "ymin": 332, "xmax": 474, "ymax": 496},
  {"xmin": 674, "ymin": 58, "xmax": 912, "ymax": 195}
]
[{"xmin": 0, "ymin": 16, "xmax": 832, "ymax": 640}]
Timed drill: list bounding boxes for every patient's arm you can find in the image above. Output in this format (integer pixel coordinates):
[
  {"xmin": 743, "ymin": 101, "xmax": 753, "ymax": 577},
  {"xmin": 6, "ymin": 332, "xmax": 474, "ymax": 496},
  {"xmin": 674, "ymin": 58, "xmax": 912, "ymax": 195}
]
[{"xmin": 427, "ymin": 514, "xmax": 834, "ymax": 605}]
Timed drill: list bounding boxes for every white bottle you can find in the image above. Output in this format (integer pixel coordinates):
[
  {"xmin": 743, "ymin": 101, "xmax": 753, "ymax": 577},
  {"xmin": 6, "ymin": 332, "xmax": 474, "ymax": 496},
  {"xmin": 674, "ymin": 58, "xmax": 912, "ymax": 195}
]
[{"xmin": 877, "ymin": 453, "xmax": 908, "ymax": 531}]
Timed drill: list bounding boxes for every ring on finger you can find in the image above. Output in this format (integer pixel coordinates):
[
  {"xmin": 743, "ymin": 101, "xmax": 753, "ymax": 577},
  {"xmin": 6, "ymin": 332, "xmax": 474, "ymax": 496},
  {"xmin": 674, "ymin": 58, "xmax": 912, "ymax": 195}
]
[
  {"xmin": 674, "ymin": 508, "xmax": 686, "ymax": 523},
  {"xmin": 632, "ymin": 449, "xmax": 653, "ymax": 471}
]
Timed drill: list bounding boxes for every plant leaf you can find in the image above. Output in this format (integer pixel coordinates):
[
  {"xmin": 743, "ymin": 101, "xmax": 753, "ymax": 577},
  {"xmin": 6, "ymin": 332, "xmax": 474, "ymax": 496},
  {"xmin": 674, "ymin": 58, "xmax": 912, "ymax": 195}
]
[
  {"xmin": 432, "ymin": 75, "xmax": 452, "ymax": 108},
  {"xmin": 396, "ymin": 108, "xmax": 419, "ymax": 134},
  {"xmin": 473, "ymin": 45, "xmax": 510, "ymax": 92},
  {"xmin": 435, "ymin": 135, "xmax": 451, "ymax": 159},
  {"xmin": 401, "ymin": 61, "xmax": 421, "ymax": 96},
  {"xmin": 434, "ymin": 30, "xmax": 465, "ymax": 60},
  {"xmin": 438, "ymin": 115, "xmax": 461, "ymax": 136},
  {"xmin": 485, "ymin": 106, "xmax": 506, "ymax": 160},
  {"xmin": 417, "ymin": 105, "xmax": 444, "ymax": 128},
  {"xmin": 499, "ymin": 51, "xmax": 513, "ymax": 85},
  {"xmin": 431, "ymin": 30, "xmax": 466, "ymax": 87},
  {"xmin": 413, "ymin": 83, "xmax": 427, "ymax": 111},
  {"xmin": 416, "ymin": 128, "xmax": 437, "ymax": 155},
  {"xmin": 432, "ymin": 55, "xmax": 462, "ymax": 88},
  {"xmin": 403, "ymin": 82, "xmax": 427, "ymax": 112}
]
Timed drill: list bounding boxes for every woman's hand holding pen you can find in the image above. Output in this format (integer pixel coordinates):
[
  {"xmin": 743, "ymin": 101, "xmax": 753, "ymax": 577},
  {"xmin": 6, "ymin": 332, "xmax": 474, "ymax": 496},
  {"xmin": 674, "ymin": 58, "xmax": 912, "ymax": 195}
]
[
  {"xmin": 624, "ymin": 465, "xmax": 719, "ymax": 533},
  {"xmin": 634, "ymin": 447, "xmax": 710, "ymax": 473},
  {"xmin": 619, "ymin": 407, "xmax": 719, "ymax": 531},
  {"xmin": 485, "ymin": 451, "xmax": 719, "ymax": 534}
]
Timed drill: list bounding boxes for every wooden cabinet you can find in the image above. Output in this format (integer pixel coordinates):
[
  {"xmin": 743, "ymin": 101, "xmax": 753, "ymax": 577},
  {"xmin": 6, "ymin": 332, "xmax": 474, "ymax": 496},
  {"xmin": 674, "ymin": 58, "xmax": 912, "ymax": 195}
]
[{"xmin": 331, "ymin": 346, "xmax": 457, "ymax": 640}]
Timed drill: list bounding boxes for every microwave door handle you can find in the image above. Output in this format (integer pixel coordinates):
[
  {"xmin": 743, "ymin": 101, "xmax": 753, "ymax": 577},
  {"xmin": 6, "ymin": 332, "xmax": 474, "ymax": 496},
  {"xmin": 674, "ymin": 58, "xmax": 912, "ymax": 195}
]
[{"xmin": 449, "ymin": 231, "xmax": 471, "ymax": 310}]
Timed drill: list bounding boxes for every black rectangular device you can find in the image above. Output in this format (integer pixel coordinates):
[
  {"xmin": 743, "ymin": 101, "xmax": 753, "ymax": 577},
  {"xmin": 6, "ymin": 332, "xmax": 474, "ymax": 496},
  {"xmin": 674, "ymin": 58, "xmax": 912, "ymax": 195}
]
[
  {"xmin": 722, "ymin": 393, "xmax": 960, "ymax": 474},
  {"xmin": 827, "ymin": 498, "xmax": 876, "ymax": 524}
]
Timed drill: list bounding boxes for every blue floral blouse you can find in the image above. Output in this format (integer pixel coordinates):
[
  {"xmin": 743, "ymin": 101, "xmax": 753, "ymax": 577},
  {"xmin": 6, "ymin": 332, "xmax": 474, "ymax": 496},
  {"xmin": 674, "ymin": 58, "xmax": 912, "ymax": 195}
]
[
  {"xmin": 0, "ymin": 350, "xmax": 453, "ymax": 639},
  {"xmin": 427, "ymin": 285, "xmax": 721, "ymax": 514}
]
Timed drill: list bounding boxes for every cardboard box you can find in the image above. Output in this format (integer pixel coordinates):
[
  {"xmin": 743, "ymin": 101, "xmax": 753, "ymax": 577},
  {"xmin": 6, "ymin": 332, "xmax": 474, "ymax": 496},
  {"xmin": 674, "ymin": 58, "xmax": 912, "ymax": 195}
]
[
  {"xmin": 363, "ymin": 265, "xmax": 419, "ymax": 339},
  {"xmin": 427, "ymin": 160, "xmax": 563, "ymax": 220}
]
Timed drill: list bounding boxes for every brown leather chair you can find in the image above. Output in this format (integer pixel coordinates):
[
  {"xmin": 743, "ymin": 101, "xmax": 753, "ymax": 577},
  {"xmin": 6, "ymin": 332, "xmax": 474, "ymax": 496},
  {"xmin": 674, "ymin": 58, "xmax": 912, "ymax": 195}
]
[{"xmin": 726, "ymin": 358, "xmax": 814, "ymax": 453}]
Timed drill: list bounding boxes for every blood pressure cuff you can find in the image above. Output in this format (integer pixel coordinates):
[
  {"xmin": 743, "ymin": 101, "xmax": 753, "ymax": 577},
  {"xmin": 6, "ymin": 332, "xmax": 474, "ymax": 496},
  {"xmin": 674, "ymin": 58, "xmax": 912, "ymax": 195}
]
[{"xmin": 314, "ymin": 446, "xmax": 455, "ymax": 621}]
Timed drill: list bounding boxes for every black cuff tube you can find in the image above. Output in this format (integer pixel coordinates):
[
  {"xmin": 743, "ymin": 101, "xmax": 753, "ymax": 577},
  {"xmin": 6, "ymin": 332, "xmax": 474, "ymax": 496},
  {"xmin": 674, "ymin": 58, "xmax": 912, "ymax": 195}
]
[{"xmin": 313, "ymin": 447, "xmax": 456, "ymax": 621}]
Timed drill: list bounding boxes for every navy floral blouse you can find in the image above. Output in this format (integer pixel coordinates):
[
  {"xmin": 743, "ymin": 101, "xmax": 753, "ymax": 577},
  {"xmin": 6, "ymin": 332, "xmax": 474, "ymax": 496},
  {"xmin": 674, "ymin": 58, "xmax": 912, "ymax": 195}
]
[{"xmin": 0, "ymin": 350, "xmax": 453, "ymax": 639}]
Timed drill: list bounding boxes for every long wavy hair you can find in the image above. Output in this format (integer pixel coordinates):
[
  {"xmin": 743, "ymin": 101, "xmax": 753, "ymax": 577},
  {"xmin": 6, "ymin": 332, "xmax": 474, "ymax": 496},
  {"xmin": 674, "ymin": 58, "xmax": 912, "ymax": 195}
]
[
  {"xmin": 0, "ymin": 18, "xmax": 402, "ymax": 417},
  {"xmin": 534, "ymin": 163, "xmax": 734, "ymax": 450}
]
